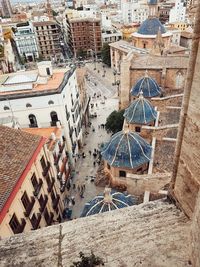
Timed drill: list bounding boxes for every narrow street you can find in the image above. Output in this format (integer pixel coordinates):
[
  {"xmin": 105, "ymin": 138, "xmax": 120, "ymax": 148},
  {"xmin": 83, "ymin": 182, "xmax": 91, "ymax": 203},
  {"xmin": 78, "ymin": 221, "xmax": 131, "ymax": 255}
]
[{"xmin": 68, "ymin": 63, "xmax": 119, "ymax": 219}]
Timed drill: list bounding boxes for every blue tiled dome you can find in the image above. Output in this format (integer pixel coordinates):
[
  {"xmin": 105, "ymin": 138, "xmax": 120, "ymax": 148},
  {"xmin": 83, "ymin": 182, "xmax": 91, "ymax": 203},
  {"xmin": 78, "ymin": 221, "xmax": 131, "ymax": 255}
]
[
  {"xmin": 131, "ymin": 73, "xmax": 161, "ymax": 98},
  {"xmin": 124, "ymin": 93, "xmax": 157, "ymax": 125},
  {"xmin": 101, "ymin": 130, "xmax": 152, "ymax": 169},
  {"xmin": 138, "ymin": 18, "xmax": 166, "ymax": 35},
  {"xmin": 81, "ymin": 188, "xmax": 137, "ymax": 217}
]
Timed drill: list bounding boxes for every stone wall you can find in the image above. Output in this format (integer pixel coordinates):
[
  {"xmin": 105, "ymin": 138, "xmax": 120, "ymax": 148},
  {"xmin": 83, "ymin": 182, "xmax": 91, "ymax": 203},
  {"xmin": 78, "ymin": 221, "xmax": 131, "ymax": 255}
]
[
  {"xmin": 0, "ymin": 200, "xmax": 190, "ymax": 267},
  {"xmin": 191, "ymin": 191, "xmax": 200, "ymax": 266},
  {"xmin": 173, "ymin": 44, "xmax": 200, "ymax": 218}
]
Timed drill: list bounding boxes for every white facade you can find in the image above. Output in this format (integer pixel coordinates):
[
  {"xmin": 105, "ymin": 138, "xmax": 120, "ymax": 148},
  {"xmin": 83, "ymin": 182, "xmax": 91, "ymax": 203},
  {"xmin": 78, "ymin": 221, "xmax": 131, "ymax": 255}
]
[
  {"xmin": 14, "ymin": 21, "xmax": 39, "ymax": 61},
  {"xmin": 0, "ymin": 64, "xmax": 83, "ymax": 155},
  {"xmin": 168, "ymin": 29, "xmax": 181, "ymax": 45},
  {"xmin": 102, "ymin": 28, "xmax": 122, "ymax": 44},
  {"xmin": 169, "ymin": 0, "xmax": 186, "ymax": 23},
  {"xmin": 121, "ymin": 0, "xmax": 148, "ymax": 24},
  {"xmin": 0, "ymin": 24, "xmax": 4, "ymax": 45}
]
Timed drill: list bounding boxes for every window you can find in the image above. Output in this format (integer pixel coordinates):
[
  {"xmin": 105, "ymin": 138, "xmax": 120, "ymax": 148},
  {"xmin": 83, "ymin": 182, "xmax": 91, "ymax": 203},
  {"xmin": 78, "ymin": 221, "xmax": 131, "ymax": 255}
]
[
  {"xmin": 119, "ymin": 170, "xmax": 126, "ymax": 177},
  {"xmin": 29, "ymin": 114, "xmax": 38, "ymax": 127},
  {"xmin": 46, "ymin": 67, "xmax": 51, "ymax": 75},
  {"xmin": 40, "ymin": 156, "xmax": 47, "ymax": 171},
  {"xmin": 50, "ymin": 111, "xmax": 59, "ymax": 126},
  {"xmin": 4, "ymin": 105, "xmax": 10, "ymax": 110},
  {"xmin": 135, "ymin": 126, "xmax": 141, "ymax": 132},
  {"xmin": 26, "ymin": 103, "xmax": 32, "ymax": 108},
  {"xmin": 48, "ymin": 100, "xmax": 54, "ymax": 105},
  {"xmin": 9, "ymin": 214, "xmax": 20, "ymax": 233},
  {"xmin": 31, "ymin": 173, "xmax": 38, "ymax": 190},
  {"xmin": 21, "ymin": 191, "xmax": 30, "ymax": 210},
  {"xmin": 107, "ymin": 163, "xmax": 111, "ymax": 169}
]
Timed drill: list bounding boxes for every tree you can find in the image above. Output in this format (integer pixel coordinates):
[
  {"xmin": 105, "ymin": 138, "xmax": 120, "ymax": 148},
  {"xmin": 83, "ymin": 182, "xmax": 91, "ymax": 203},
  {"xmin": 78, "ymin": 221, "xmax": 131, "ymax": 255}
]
[
  {"xmin": 101, "ymin": 43, "xmax": 111, "ymax": 67},
  {"xmin": 105, "ymin": 109, "xmax": 125, "ymax": 134},
  {"xmin": 70, "ymin": 251, "xmax": 104, "ymax": 267}
]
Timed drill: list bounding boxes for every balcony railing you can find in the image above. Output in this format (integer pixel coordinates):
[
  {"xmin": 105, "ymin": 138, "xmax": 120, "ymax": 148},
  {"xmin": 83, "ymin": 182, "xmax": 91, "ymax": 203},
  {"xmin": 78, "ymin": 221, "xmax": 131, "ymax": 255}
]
[
  {"xmin": 29, "ymin": 123, "xmax": 38, "ymax": 128},
  {"xmin": 44, "ymin": 209, "xmax": 54, "ymax": 226},
  {"xmin": 52, "ymin": 194, "xmax": 60, "ymax": 210},
  {"xmin": 42, "ymin": 161, "xmax": 50, "ymax": 177},
  {"xmin": 47, "ymin": 177, "xmax": 55, "ymax": 193},
  {"xmin": 39, "ymin": 194, "xmax": 48, "ymax": 213},
  {"xmin": 31, "ymin": 213, "xmax": 41, "ymax": 230},
  {"xmin": 59, "ymin": 142, "xmax": 65, "ymax": 154},
  {"xmin": 33, "ymin": 179, "xmax": 43, "ymax": 197},
  {"xmin": 14, "ymin": 218, "xmax": 26, "ymax": 234},
  {"xmin": 24, "ymin": 197, "xmax": 35, "ymax": 217},
  {"xmin": 50, "ymin": 121, "xmax": 57, "ymax": 127}
]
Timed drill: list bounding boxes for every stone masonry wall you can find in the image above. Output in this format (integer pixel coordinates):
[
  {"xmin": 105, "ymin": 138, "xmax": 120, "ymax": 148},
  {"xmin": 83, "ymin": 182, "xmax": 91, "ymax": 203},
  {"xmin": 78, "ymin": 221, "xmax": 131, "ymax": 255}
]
[
  {"xmin": 191, "ymin": 191, "xmax": 200, "ymax": 266},
  {"xmin": 174, "ymin": 45, "xmax": 200, "ymax": 218}
]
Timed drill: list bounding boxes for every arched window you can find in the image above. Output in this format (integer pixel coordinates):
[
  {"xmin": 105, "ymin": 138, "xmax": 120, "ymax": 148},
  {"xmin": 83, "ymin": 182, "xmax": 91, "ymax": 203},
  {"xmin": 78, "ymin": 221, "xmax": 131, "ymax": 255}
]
[
  {"xmin": 26, "ymin": 103, "xmax": 32, "ymax": 108},
  {"xmin": 29, "ymin": 114, "xmax": 38, "ymax": 128},
  {"xmin": 119, "ymin": 170, "xmax": 126, "ymax": 178},
  {"xmin": 48, "ymin": 100, "xmax": 54, "ymax": 105},
  {"xmin": 4, "ymin": 105, "xmax": 10, "ymax": 110},
  {"xmin": 50, "ymin": 111, "xmax": 59, "ymax": 126}
]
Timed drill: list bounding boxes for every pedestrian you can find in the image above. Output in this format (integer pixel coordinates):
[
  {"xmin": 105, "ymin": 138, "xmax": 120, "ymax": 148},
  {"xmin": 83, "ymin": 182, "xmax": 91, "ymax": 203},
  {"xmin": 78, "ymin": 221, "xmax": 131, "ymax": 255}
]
[
  {"xmin": 77, "ymin": 184, "xmax": 80, "ymax": 192},
  {"xmin": 73, "ymin": 183, "xmax": 76, "ymax": 190},
  {"xmin": 81, "ymin": 183, "xmax": 85, "ymax": 192},
  {"xmin": 93, "ymin": 161, "xmax": 96, "ymax": 167},
  {"xmin": 96, "ymin": 103, "xmax": 98, "ymax": 107},
  {"xmin": 71, "ymin": 196, "xmax": 75, "ymax": 205},
  {"xmin": 89, "ymin": 150, "xmax": 92, "ymax": 156}
]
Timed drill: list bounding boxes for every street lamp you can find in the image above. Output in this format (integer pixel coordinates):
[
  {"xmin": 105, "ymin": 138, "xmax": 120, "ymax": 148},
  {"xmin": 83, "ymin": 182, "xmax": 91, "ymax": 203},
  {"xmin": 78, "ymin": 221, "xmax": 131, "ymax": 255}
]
[{"xmin": 116, "ymin": 80, "xmax": 120, "ymax": 96}]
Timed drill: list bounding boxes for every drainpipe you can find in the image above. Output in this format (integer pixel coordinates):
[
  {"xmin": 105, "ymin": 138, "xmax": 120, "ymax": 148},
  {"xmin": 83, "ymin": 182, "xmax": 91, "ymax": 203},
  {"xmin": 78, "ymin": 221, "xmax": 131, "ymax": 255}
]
[{"xmin": 170, "ymin": 2, "xmax": 200, "ymax": 193}]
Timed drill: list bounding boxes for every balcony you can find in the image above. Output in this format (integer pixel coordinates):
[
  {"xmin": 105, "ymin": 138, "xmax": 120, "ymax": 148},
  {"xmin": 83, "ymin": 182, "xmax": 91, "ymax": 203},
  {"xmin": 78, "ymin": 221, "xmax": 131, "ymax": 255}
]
[
  {"xmin": 42, "ymin": 161, "xmax": 50, "ymax": 177},
  {"xmin": 39, "ymin": 195, "xmax": 48, "ymax": 213},
  {"xmin": 24, "ymin": 197, "xmax": 35, "ymax": 217},
  {"xmin": 14, "ymin": 218, "xmax": 26, "ymax": 234},
  {"xmin": 66, "ymin": 111, "xmax": 70, "ymax": 121},
  {"xmin": 59, "ymin": 142, "xmax": 65, "ymax": 154},
  {"xmin": 31, "ymin": 213, "xmax": 41, "ymax": 230},
  {"xmin": 50, "ymin": 121, "xmax": 57, "ymax": 127},
  {"xmin": 44, "ymin": 209, "xmax": 54, "ymax": 226},
  {"xmin": 52, "ymin": 194, "xmax": 60, "ymax": 210},
  {"xmin": 33, "ymin": 179, "xmax": 43, "ymax": 197},
  {"xmin": 47, "ymin": 178, "xmax": 55, "ymax": 193},
  {"xmin": 29, "ymin": 123, "xmax": 38, "ymax": 128}
]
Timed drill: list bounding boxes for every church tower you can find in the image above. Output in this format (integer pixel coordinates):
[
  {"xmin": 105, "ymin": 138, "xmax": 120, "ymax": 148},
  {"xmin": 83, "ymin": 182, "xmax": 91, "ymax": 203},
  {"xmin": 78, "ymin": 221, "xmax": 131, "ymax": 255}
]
[{"xmin": 147, "ymin": 0, "xmax": 158, "ymax": 17}]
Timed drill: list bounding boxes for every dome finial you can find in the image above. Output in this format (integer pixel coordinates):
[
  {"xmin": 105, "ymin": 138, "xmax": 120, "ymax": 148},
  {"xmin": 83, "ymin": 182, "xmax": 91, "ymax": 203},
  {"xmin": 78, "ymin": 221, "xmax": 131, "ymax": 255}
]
[
  {"xmin": 103, "ymin": 187, "xmax": 112, "ymax": 203},
  {"xmin": 139, "ymin": 91, "xmax": 144, "ymax": 99}
]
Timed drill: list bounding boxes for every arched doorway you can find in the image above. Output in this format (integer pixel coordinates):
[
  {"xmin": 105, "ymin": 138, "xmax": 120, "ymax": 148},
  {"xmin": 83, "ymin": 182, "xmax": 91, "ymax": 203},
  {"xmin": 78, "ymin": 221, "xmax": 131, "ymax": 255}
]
[
  {"xmin": 50, "ymin": 111, "xmax": 59, "ymax": 126},
  {"xmin": 29, "ymin": 114, "xmax": 38, "ymax": 128}
]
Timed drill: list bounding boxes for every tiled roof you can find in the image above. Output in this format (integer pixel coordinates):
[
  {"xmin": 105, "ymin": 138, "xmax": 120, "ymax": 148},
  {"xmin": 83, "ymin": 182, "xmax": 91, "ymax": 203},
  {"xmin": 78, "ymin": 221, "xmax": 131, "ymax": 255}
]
[
  {"xmin": 124, "ymin": 93, "xmax": 157, "ymax": 124},
  {"xmin": 131, "ymin": 72, "xmax": 161, "ymax": 98},
  {"xmin": 138, "ymin": 18, "xmax": 166, "ymax": 35},
  {"xmin": 81, "ymin": 188, "xmax": 137, "ymax": 217},
  {"xmin": 0, "ymin": 126, "xmax": 42, "ymax": 212},
  {"xmin": 101, "ymin": 130, "xmax": 152, "ymax": 169}
]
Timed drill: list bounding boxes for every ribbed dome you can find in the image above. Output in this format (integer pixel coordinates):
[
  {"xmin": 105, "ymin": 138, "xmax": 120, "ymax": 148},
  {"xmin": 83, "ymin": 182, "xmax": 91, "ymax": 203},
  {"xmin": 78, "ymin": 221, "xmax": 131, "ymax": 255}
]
[
  {"xmin": 101, "ymin": 130, "xmax": 152, "ymax": 169},
  {"xmin": 124, "ymin": 93, "xmax": 157, "ymax": 125},
  {"xmin": 81, "ymin": 188, "xmax": 137, "ymax": 217},
  {"xmin": 131, "ymin": 72, "xmax": 161, "ymax": 98},
  {"xmin": 138, "ymin": 18, "xmax": 166, "ymax": 35}
]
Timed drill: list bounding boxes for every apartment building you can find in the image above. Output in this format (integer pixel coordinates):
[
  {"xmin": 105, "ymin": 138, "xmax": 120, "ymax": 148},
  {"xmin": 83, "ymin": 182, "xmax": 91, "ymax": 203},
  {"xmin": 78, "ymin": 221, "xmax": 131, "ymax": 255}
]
[
  {"xmin": 0, "ymin": 125, "xmax": 65, "ymax": 238},
  {"xmin": 102, "ymin": 28, "xmax": 122, "ymax": 44},
  {"xmin": 0, "ymin": 61, "xmax": 83, "ymax": 155},
  {"xmin": 14, "ymin": 21, "xmax": 39, "ymax": 62},
  {"xmin": 66, "ymin": 16, "xmax": 102, "ymax": 58},
  {"xmin": 33, "ymin": 20, "xmax": 62, "ymax": 60}
]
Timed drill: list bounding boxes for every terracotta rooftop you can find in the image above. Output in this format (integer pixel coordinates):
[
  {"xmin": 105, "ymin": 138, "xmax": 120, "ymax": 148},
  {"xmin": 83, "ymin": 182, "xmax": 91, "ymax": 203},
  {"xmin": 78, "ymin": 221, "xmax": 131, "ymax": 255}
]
[
  {"xmin": 23, "ymin": 127, "xmax": 62, "ymax": 151},
  {"xmin": 0, "ymin": 67, "xmax": 74, "ymax": 99},
  {"xmin": 33, "ymin": 20, "xmax": 58, "ymax": 26},
  {"xmin": 0, "ymin": 126, "xmax": 43, "ymax": 214}
]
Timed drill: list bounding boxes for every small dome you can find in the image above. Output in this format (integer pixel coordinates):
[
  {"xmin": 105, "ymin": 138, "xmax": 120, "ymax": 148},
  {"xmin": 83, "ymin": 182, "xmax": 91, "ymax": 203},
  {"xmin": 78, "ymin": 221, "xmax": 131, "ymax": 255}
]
[
  {"xmin": 131, "ymin": 72, "xmax": 161, "ymax": 98},
  {"xmin": 124, "ymin": 92, "xmax": 157, "ymax": 124},
  {"xmin": 81, "ymin": 188, "xmax": 137, "ymax": 217},
  {"xmin": 101, "ymin": 130, "xmax": 152, "ymax": 169},
  {"xmin": 138, "ymin": 18, "xmax": 166, "ymax": 35}
]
